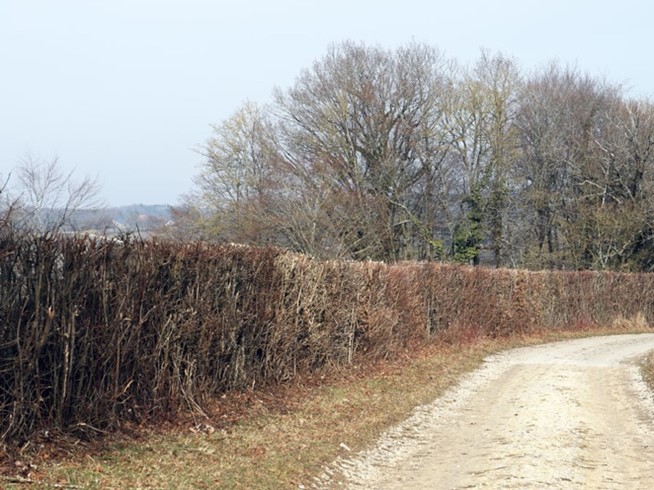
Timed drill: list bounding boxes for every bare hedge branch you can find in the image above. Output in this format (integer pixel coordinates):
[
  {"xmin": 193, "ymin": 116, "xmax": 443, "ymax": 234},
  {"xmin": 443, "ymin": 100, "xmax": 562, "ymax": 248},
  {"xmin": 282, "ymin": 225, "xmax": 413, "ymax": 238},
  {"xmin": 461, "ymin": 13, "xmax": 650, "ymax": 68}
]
[{"xmin": 1, "ymin": 230, "xmax": 652, "ymax": 446}]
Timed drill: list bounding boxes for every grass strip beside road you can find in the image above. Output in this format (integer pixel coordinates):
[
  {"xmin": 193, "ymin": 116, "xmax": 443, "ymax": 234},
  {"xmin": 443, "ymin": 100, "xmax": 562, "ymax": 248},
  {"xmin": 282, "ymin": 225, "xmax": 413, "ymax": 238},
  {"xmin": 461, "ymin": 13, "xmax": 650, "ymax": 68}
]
[
  {"xmin": 640, "ymin": 350, "xmax": 654, "ymax": 394},
  {"xmin": 4, "ymin": 325, "xmax": 651, "ymax": 489}
]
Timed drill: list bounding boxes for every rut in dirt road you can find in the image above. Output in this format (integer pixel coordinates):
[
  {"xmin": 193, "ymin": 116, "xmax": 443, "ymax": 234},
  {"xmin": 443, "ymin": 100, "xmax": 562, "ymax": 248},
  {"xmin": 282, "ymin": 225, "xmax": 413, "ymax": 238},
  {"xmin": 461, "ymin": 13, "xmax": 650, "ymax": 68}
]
[{"xmin": 316, "ymin": 334, "xmax": 654, "ymax": 489}]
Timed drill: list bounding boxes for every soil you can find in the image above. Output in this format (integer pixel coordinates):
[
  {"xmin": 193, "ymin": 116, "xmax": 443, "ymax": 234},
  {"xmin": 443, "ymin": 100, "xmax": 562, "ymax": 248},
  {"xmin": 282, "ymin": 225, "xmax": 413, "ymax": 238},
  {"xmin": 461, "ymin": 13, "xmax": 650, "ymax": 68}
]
[{"xmin": 316, "ymin": 333, "xmax": 654, "ymax": 489}]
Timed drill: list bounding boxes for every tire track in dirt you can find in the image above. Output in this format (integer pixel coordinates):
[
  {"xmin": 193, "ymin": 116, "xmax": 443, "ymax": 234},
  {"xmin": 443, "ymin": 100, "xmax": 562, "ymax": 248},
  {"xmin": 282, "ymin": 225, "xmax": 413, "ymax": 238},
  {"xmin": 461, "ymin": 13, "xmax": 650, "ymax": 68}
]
[{"xmin": 315, "ymin": 334, "xmax": 654, "ymax": 489}]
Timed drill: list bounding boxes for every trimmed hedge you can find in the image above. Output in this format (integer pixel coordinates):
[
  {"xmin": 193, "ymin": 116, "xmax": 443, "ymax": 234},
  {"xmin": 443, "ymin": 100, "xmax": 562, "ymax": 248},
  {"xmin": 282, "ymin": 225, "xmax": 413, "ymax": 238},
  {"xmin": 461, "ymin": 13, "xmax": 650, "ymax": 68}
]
[{"xmin": 1, "ymin": 233, "xmax": 652, "ymax": 444}]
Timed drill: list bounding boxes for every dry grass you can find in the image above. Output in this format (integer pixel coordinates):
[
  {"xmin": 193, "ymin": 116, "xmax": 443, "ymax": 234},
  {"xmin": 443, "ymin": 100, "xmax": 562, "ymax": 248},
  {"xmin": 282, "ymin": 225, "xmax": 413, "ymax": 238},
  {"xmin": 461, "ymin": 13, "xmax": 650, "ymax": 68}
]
[
  {"xmin": 612, "ymin": 312, "xmax": 649, "ymax": 330},
  {"xmin": 2, "ymin": 324, "xmax": 651, "ymax": 490},
  {"xmin": 641, "ymin": 350, "xmax": 654, "ymax": 395},
  {"xmin": 2, "ymin": 344, "xmax": 485, "ymax": 489}
]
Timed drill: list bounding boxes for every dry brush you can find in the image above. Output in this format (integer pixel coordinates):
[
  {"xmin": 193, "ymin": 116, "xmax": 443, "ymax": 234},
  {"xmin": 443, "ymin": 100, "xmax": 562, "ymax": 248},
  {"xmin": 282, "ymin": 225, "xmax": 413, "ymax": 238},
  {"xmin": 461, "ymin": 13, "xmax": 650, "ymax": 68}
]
[{"xmin": 1, "ymin": 232, "xmax": 652, "ymax": 446}]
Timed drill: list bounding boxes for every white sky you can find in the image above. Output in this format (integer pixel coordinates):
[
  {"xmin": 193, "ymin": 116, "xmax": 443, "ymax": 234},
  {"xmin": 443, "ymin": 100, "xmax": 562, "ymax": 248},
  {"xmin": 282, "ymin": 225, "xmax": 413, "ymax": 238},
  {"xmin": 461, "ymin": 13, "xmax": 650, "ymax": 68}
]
[{"xmin": 1, "ymin": 0, "xmax": 653, "ymax": 206}]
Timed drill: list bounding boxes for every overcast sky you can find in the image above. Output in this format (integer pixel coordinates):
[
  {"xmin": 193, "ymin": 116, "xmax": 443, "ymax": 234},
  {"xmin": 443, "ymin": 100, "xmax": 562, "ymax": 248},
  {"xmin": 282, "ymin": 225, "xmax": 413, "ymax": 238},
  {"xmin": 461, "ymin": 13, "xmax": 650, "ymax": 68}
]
[{"xmin": 1, "ymin": 0, "xmax": 653, "ymax": 206}]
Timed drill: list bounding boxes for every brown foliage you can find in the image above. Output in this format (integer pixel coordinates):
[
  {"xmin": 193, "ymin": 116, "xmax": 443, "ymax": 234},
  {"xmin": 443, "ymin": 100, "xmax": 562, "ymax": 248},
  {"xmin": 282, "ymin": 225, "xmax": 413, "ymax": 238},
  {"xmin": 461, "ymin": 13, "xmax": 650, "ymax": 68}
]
[{"xmin": 1, "ymin": 231, "xmax": 652, "ymax": 446}]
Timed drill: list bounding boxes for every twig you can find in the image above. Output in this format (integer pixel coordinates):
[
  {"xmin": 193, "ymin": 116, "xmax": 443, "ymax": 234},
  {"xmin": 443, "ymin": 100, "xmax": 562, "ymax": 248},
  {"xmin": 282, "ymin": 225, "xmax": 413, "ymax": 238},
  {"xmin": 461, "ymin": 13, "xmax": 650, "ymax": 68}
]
[
  {"xmin": 73, "ymin": 422, "xmax": 109, "ymax": 435},
  {"xmin": 0, "ymin": 475, "xmax": 84, "ymax": 488}
]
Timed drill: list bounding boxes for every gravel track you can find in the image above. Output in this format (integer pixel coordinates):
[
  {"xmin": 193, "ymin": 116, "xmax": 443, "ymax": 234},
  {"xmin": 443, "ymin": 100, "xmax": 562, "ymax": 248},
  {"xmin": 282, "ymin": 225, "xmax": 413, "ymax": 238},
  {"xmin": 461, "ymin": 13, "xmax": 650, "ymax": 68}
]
[{"xmin": 315, "ymin": 334, "xmax": 654, "ymax": 489}]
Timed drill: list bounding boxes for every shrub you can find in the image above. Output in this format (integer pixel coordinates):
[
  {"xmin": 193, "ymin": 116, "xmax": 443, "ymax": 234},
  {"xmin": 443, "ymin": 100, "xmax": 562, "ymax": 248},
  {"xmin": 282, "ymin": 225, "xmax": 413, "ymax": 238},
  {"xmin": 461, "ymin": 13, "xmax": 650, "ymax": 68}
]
[{"xmin": 1, "ymin": 231, "xmax": 652, "ymax": 445}]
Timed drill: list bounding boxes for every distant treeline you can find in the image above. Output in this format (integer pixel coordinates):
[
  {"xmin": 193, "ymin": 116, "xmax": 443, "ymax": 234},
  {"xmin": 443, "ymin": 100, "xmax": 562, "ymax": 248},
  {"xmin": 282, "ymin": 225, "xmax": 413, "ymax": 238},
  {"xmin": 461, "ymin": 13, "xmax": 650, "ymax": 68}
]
[
  {"xmin": 172, "ymin": 42, "xmax": 654, "ymax": 271},
  {"xmin": 2, "ymin": 231, "xmax": 652, "ymax": 445},
  {"xmin": 0, "ymin": 153, "xmax": 172, "ymax": 235},
  {"xmin": 15, "ymin": 204, "xmax": 172, "ymax": 234}
]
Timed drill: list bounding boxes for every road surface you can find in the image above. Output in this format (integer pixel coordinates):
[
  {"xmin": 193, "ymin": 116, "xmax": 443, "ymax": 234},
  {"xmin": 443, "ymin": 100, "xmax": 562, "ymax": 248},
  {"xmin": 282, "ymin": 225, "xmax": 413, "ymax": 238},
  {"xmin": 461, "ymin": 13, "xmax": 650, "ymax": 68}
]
[{"xmin": 317, "ymin": 334, "xmax": 654, "ymax": 489}]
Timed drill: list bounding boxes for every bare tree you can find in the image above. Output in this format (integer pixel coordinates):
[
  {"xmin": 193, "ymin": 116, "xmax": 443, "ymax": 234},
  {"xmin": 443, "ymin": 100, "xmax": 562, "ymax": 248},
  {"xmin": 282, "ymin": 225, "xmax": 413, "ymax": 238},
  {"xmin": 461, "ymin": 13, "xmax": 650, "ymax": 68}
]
[
  {"xmin": 186, "ymin": 42, "xmax": 654, "ymax": 271},
  {"xmin": 185, "ymin": 102, "xmax": 281, "ymax": 243},
  {"xmin": 573, "ymin": 98, "xmax": 654, "ymax": 269},
  {"xmin": 275, "ymin": 42, "xmax": 451, "ymax": 260},
  {"xmin": 513, "ymin": 63, "xmax": 617, "ymax": 268},
  {"xmin": 0, "ymin": 172, "xmax": 17, "ymax": 234},
  {"xmin": 441, "ymin": 51, "xmax": 521, "ymax": 266},
  {"xmin": 474, "ymin": 51, "xmax": 522, "ymax": 267},
  {"xmin": 8, "ymin": 154, "xmax": 103, "ymax": 234}
]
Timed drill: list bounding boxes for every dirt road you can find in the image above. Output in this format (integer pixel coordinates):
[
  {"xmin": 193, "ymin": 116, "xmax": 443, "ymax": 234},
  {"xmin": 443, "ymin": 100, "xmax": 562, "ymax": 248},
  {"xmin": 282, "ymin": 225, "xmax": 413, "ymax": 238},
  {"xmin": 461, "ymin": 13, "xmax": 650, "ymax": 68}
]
[{"xmin": 317, "ymin": 334, "xmax": 654, "ymax": 489}]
